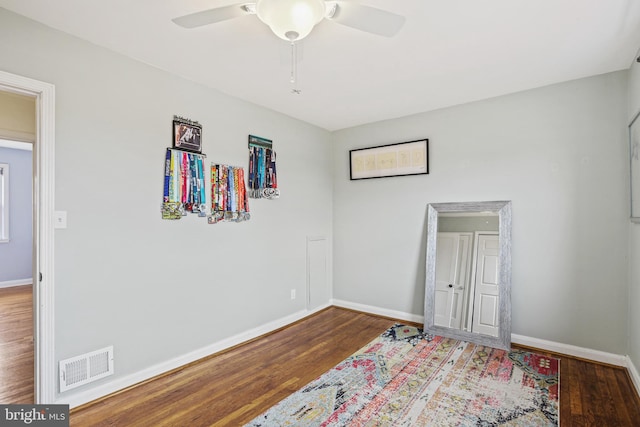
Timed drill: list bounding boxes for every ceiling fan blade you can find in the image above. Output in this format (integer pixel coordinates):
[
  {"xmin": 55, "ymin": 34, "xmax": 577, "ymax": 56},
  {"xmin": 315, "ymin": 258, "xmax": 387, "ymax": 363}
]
[
  {"xmin": 328, "ymin": 2, "xmax": 405, "ymax": 37},
  {"xmin": 172, "ymin": 4, "xmax": 252, "ymax": 29}
]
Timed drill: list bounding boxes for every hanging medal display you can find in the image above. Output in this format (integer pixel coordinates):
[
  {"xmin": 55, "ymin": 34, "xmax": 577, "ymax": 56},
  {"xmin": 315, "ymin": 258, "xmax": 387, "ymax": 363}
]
[
  {"xmin": 209, "ymin": 164, "xmax": 250, "ymax": 224},
  {"xmin": 248, "ymin": 135, "xmax": 279, "ymax": 199},
  {"xmin": 162, "ymin": 147, "xmax": 207, "ymax": 220}
]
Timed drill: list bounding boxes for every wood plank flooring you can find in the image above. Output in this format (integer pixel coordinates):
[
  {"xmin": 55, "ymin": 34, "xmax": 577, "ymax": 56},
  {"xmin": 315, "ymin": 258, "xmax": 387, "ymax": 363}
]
[
  {"xmin": 71, "ymin": 307, "xmax": 394, "ymax": 426},
  {"xmin": 0, "ymin": 284, "xmax": 33, "ymax": 403},
  {"xmin": 516, "ymin": 343, "xmax": 640, "ymax": 426},
  {"xmin": 70, "ymin": 307, "xmax": 640, "ymax": 426},
  {"xmin": 2, "ymin": 295, "xmax": 639, "ymax": 425}
]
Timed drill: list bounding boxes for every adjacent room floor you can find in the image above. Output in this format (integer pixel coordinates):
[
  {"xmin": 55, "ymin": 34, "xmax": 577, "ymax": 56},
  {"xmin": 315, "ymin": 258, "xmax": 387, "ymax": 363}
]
[{"xmin": 0, "ymin": 284, "xmax": 33, "ymax": 403}]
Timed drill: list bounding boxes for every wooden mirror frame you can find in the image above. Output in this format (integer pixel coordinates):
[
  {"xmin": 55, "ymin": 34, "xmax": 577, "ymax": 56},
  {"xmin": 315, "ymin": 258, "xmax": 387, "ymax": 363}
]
[{"xmin": 424, "ymin": 201, "xmax": 512, "ymax": 350}]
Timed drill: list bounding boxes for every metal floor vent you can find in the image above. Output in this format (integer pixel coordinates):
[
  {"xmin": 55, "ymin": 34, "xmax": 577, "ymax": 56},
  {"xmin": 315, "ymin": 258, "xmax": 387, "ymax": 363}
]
[{"xmin": 59, "ymin": 346, "xmax": 114, "ymax": 392}]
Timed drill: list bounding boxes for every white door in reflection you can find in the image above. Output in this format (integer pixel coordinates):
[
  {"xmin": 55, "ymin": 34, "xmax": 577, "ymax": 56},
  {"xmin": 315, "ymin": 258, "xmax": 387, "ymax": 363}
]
[
  {"xmin": 435, "ymin": 231, "xmax": 499, "ymax": 336},
  {"xmin": 434, "ymin": 232, "xmax": 472, "ymax": 329},
  {"xmin": 471, "ymin": 233, "xmax": 500, "ymax": 337}
]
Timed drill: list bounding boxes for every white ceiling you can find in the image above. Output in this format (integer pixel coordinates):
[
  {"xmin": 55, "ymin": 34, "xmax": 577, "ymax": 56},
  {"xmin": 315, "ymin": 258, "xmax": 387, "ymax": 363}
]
[{"xmin": 2, "ymin": 0, "xmax": 640, "ymax": 131}]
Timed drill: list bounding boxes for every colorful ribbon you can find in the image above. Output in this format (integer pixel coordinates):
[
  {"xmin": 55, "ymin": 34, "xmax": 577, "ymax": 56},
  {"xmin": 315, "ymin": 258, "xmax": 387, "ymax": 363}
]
[
  {"xmin": 209, "ymin": 163, "xmax": 250, "ymax": 223},
  {"xmin": 248, "ymin": 144, "xmax": 279, "ymax": 199},
  {"xmin": 162, "ymin": 148, "xmax": 207, "ymax": 219}
]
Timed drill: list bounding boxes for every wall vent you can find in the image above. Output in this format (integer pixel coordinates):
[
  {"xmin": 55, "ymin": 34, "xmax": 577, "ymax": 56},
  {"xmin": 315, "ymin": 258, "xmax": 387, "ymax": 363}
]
[{"xmin": 59, "ymin": 346, "xmax": 114, "ymax": 392}]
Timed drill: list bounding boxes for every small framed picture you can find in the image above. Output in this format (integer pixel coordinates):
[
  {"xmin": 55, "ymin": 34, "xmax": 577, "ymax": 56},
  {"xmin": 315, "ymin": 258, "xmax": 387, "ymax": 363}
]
[
  {"xmin": 349, "ymin": 138, "xmax": 429, "ymax": 180},
  {"xmin": 173, "ymin": 116, "xmax": 202, "ymax": 153}
]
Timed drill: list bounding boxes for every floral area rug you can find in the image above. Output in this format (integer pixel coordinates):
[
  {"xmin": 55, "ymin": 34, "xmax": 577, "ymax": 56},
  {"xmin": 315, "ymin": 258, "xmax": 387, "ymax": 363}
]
[{"xmin": 245, "ymin": 324, "xmax": 559, "ymax": 426}]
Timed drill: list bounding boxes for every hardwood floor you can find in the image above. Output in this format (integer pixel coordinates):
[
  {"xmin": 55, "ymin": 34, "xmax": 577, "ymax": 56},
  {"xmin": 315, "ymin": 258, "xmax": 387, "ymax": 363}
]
[
  {"xmin": 71, "ymin": 307, "xmax": 394, "ymax": 426},
  {"xmin": 1, "ymin": 300, "xmax": 636, "ymax": 425},
  {"xmin": 515, "ymin": 343, "xmax": 640, "ymax": 426},
  {"xmin": 69, "ymin": 306, "xmax": 640, "ymax": 426},
  {"xmin": 0, "ymin": 284, "xmax": 33, "ymax": 403}
]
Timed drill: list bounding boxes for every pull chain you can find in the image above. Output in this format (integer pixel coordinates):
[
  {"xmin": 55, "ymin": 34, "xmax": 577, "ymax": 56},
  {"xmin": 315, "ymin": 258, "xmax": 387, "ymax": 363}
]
[
  {"xmin": 290, "ymin": 41, "xmax": 301, "ymax": 94},
  {"xmin": 290, "ymin": 41, "xmax": 296, "ymax": 84}
]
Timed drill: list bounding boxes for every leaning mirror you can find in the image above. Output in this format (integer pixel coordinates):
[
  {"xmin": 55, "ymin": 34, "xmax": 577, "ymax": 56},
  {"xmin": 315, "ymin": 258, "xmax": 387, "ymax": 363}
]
[{"xmin": 424, "ymin": 201, "xmax": 512, "ymax": 350}]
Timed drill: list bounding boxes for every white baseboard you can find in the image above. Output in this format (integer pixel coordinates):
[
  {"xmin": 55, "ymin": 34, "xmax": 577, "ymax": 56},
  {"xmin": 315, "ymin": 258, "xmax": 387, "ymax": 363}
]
[
  {"xmin": 333, "ymin": 299, "xmax": 631, "ymax": 369},
  {"xmin": 332, "ymin": 299, "xmax": 424, "ymax": 324},
  {"xmin": 626, "ymin": 356, "xmax": 640, "ymax": 396},
  {"xmin": 58, "ymin": 303, "xmax": 331, "ymax": 408},
  {"xmin": 0, "ymin": 278, "xmax": 32, "ymax": 289},
  {"xmin": 511, "ymin": 334, "xmax": 627, "ymax": 367},
  {"xmin": 56, "ymin": 299, "xmax": 639, "ymax": 408}
]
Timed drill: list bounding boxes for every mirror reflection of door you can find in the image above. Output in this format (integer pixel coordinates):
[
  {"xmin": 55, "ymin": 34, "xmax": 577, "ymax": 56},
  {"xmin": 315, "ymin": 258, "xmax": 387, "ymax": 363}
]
[
  {"xmin": 471, "ymin": 233, "xmax": 500, "ymax": 336},
  {"xmin": 434, "ymin": 213, "xmax": 499, "ymax": 336},
  {"xmin": 434, "ymin": 232, "xmax": 471, "ymax": 329}
]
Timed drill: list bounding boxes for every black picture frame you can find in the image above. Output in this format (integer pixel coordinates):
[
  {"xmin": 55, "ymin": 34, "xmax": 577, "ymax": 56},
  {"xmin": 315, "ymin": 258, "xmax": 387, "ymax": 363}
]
[
  {"xmin": 173, "ymin": 116, "xmax": 202, "ymax": 153},
  {"xmin": 349, "ymin": 139, "xmax": 429, "ymax": 180}
]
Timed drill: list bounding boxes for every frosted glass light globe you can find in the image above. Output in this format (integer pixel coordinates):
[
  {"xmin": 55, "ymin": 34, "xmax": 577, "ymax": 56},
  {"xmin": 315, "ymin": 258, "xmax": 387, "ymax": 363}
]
[{"xmin": 256, "ymin": 0, "xmax": 326, "ymax": 41}]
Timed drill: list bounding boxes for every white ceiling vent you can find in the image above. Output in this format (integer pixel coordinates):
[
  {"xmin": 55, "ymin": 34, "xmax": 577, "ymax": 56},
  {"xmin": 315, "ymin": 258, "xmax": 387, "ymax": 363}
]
[{"xmin": 59, "ymin": 346, "xmax": 114, "ymax": 392}]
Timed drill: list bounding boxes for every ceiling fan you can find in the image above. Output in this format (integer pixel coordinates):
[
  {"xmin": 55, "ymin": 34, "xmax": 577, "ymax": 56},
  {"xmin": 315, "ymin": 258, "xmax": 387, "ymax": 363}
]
[{"xmin": 172, "ymin": 0, "xmax": 406, "ymax": 42}]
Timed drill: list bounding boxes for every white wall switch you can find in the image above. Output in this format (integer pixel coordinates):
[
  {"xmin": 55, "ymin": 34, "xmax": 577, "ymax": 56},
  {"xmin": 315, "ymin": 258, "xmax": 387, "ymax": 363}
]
[
  {"xmin": 290, "ymin": 289, "xmax": 296, "ymax": 300},
  {"xmin": 54, "ymin": 211, "xmax": 67, "ymax": 229}
]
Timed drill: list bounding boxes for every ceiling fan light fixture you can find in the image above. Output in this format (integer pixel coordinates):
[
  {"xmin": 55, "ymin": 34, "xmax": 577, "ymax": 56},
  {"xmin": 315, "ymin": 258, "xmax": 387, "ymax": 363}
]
[{"xmin": 256, "ymin": 0, "xmax": 325, "ymax": 41}]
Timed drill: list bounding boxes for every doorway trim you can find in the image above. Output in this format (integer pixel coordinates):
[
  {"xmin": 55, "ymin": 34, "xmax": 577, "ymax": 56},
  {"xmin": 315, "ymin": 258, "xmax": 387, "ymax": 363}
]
[{"xmin": 0, "ymin": 70, "xmax": 55, "ymax": 403}]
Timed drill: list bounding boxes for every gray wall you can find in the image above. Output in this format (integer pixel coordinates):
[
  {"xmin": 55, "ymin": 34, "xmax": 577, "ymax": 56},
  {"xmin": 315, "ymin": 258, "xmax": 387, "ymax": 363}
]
[
  {"xmin": 438, "ymin": 216, "xmax": 499, "ymax": 232},
  {"xmin": 0, "ymin": 8, "xmax": 333, "ymax": 399},
  {"xmin": 333, "ymin": 72, "xmax": 629, "ymax": 354},
  {"xmin": 628, "ymin": 49, "xmax": 640, "ymax": 375},
  {"xmin": 0, "ymin": 146, "xmax": 32, "ymax": 282},
  {"xmin": 1, "ymin": 4, "xmax": 637, "ymax": 403}
]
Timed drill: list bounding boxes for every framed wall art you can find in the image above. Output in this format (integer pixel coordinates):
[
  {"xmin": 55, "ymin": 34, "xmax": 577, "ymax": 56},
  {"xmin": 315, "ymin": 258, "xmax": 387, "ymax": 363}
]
[
  {"xmin": 630, "ymin": 111, "xmax": 640, "ymax": 222},
  {"xmin": 173, "ymin": 115, "xmax": 202, "ymax": 154},
  {"xmin": 349, "ymin": 138, "xmax": 429, "ymax": 180}
]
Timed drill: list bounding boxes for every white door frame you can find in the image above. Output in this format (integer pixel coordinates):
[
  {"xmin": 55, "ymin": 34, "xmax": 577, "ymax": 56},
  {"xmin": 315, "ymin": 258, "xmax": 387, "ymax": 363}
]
[{"xmin": 0, "ymin": 70, "xmax": 56, "ymax": 403}]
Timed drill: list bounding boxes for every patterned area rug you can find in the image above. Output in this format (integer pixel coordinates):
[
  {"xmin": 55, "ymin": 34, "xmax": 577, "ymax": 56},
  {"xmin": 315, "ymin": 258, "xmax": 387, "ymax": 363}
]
[{"xmin": 245, "ymin": 324, "xmax": 559, "ymax": 426}]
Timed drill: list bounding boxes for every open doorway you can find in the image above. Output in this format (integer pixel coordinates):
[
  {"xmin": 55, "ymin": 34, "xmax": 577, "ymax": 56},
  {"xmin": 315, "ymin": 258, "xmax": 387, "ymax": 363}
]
[
  {"xmin": 0, "ymin": 93, "xmax": 35, "ymax": 403},
  {"xmin": 0, "ymin": 71, "xmax": 55, "ymax": 404},
  {"xmin": 0, "ymin": 131, "xmax": 36, "ymax": 403}
]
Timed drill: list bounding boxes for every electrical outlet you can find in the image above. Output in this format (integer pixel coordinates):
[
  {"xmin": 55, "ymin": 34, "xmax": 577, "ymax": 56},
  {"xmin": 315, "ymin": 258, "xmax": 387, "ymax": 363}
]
[{"xmin": 290, "ymin": 289, "xmax": 296, "ymax": 300}]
